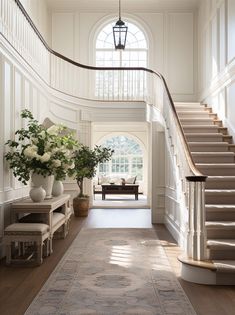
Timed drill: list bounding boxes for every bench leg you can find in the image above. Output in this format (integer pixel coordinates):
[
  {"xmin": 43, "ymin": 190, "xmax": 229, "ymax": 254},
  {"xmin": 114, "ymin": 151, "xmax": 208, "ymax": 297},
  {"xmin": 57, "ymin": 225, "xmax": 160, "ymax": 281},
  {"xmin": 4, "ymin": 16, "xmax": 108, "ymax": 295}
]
[
  {"xmin": 6, "ymin": 244, "xmax": 11, "ymax": 265},
  {"xmin": 37, "ymin": 244, "xmax": 43, "ymax": 265},
  {"xmin": 43, "ymin": 239, "xmax": 49, "ymax": 257},
  {"xmin": 49, "ymin": 237, "xmax": 53, "ymax": 254}
]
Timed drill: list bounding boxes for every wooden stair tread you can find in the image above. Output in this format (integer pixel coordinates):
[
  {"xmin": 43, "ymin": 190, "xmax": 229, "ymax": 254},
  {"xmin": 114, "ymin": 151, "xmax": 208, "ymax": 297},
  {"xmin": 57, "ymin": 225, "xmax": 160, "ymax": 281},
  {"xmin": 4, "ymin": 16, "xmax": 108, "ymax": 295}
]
[
  {"xmin": 206, "ymin": 221, "xmax": 235, "ymax": 228},
  {"xmin": 181, "ymin": 118, "xmax": 213, "ymax": 121},
  {"xmin": 207, "ymin": 239, "xmax": 235, "ymax": 249},
  {"xmin": 192, "ymin": 152, "xmax": 233, "ymax": 155},
  {"xmin": 206, "ymin": 204, "xmax": 235, "ymax": 210},
  {"xmin": 189, "ymin": 142, "xmax": 228, "ymax": 145},
  {"xmin": 196, "ymin": 163, "xmax": 235, "ymax": 167},
  {"xmin": 178, "ymin": 254, "xmax": 216, "ymax": 270},
  {"xmin": 207, "ymin": 176, "xmax": 235, "ymax": 179},
  {"xmin": 177, "ymin": 110, "xmax": 209, "ymax": 114},
  {"xmin": 212, "ymin": 260, "xmax": 235, "ymax": 273},
  {"xmin": 185, "ymin": 133, "xmax": 222, "ymax": 136},
  {"xmin": 183, "ymin": 125, "xmax": 218, "ymax": 128},
  {"xmin": 205, "ymin": 189, "xmax": 235, "ymax": 193}
]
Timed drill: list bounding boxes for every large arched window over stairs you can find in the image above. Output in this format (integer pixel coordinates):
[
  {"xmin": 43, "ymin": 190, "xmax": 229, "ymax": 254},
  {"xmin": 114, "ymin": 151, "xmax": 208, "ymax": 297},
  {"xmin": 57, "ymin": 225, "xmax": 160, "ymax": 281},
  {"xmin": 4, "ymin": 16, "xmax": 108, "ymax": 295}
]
[
  {"xmin": 96, "ymin": 21, "xmax": 148, "ymax": 67},
  {"xmin": 95, "ymin": 20, "xmax": 148, "ymax": 98}
]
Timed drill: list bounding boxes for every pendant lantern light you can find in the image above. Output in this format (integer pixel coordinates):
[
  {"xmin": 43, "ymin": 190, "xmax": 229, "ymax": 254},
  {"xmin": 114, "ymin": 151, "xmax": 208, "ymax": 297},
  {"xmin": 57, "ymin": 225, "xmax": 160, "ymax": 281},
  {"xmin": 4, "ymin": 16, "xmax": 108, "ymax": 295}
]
[{"xmin": 113, "ymin": 0, "xmax": 128, "ymax": 50}]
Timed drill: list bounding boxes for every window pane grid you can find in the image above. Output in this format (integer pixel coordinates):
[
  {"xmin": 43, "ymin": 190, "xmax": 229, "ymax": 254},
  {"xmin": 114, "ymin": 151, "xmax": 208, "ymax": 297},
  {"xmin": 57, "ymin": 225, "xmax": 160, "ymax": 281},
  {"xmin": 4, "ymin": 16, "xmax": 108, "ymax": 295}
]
[
  {"xmin": 98, "ymin": 136, "xmax": 143, "ymax": 180},
  {"xmin": 96, "ymin": 21, "xmax": 147, "ymax": 99}
]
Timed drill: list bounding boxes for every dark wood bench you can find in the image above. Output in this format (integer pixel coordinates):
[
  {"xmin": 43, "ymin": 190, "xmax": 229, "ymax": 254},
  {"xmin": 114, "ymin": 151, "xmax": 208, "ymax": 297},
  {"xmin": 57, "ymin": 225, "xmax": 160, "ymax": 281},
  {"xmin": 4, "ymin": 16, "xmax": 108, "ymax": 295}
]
[{"xmin": 101, "ymin": 184, "xmax": 139, "ymax": 200}]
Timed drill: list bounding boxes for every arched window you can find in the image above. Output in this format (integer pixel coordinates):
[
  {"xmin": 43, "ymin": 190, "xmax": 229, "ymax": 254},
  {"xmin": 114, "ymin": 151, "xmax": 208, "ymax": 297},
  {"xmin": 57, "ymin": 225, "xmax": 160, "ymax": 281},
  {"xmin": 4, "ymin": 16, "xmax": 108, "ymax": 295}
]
[
  {"xmin": 96, "ymin": 21, "xmax": 148, "ymax": 67},
  {"xmin": 95, "ymin": 21, "xmax": 148, "ymax": 99},
  {"xmin": 98, "ymin": 135, "xmax": 143, "ymax": 180}
]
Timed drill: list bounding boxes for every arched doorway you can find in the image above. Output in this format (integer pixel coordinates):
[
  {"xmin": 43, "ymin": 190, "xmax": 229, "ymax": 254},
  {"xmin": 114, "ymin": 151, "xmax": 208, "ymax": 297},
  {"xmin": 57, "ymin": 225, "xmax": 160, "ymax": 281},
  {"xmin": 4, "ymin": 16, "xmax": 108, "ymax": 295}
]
[{"xmin": 92, "ymin": 133, "xmax": 148, "ymax": 207}]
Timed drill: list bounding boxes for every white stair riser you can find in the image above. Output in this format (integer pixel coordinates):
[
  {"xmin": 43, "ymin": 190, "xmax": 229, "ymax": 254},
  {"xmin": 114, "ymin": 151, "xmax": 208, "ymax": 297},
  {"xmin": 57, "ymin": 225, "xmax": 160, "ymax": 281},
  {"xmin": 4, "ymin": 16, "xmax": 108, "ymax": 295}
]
[
  {"xmin": 186, "ymin": 135, "xmax": 223, "ymax": 142},
  {"xmin": 175, "ymin": 102, "xmax": 202, "ymax": 106},
  {"xmin": 207, "ymin": 229, "xmax": 235, "ymax": 239},
  {"xmin": 193, "ymin": 155, "xmax": 234, "ymax": 163},
  {"xmin": 175, "ymin": 106, "xmax": 205, "ymax": 111},
  {"xmin": 178, "ymin": 112, "xmax": 210, "ymax": 119},
  {"xmin": 208, "ymin": 249, "xmax": 235, "ymax": 260},
  {"xmin": 189, "ymin": 144, "xmax": 228, "ymax": 152},
  {"xmin": 181, "ymin": 119, "xmax": 214, "ymax": 126},
  {"xmin": 206, "ymin": 194, "xmax": 235, "ymax": 204},
  {"xmin": 183, "ymin": 126, "xmax": 219, "ymax": 133},
  {"xmin": 206, "ymin": 211, "xmax": 235, "ymax": 221},
  {"xmin": 175, "ymin": 103, "xmax": 206, "ymax": 111},
  {"xmin": 197, "ymin": 166, "xmax": 235, "ymax": 175},
  {"xmin": 206, "ymin": 179, "xmax": 235, "ymax": 189}
]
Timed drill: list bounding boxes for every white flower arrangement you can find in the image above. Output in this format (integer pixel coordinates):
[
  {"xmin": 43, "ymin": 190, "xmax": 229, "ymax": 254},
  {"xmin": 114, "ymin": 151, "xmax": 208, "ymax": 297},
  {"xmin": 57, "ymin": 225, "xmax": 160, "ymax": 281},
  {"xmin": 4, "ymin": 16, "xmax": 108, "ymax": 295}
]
[{"xmin": 5, "ymin": 110, "xmax": 78, "ymax": 184}]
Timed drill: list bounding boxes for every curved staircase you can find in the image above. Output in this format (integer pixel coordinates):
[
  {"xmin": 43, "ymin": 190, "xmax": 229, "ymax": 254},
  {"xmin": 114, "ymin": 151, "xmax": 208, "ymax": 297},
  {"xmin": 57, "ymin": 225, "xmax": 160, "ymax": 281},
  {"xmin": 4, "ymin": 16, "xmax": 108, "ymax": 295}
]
[{"xmin": 176, "ymin": 102, "xmax": 235, "ymax": 284}]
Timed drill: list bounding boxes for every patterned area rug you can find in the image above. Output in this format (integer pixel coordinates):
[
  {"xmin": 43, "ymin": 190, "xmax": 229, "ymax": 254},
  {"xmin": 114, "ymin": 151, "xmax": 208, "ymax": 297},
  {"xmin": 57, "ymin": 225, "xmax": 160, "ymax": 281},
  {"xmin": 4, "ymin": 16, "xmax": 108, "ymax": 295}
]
[{"xmin": 25, "ymin": 228, "xmax": 197, "ymax": 315}]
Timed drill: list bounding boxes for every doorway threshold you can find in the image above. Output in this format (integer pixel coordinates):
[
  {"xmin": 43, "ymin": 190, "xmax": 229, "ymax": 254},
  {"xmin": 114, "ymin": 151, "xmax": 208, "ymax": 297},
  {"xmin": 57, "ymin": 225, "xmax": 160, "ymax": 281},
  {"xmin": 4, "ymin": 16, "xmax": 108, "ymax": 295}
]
[{"xmin": 91, "ymin": 194, "xmax": 149, "ymax": 209}]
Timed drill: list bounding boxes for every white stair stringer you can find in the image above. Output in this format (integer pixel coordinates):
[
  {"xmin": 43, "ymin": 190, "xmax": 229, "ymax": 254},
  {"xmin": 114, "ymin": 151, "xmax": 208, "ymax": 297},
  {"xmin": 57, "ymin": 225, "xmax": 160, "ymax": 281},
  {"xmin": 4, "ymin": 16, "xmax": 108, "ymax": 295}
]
[{"xmin": 176, "ymin": 102, "xmax": 235, "ymax": 285}]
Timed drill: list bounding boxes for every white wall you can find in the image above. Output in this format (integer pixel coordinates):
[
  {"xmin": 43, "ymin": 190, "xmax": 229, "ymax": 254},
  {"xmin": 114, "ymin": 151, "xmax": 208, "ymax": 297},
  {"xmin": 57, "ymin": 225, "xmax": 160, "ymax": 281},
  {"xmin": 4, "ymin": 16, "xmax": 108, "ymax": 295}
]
[
  {"xmin": 198, "ymin": 0, "xmax": 235, "ymax": 138},
  {"xmin": 0, "ymin": 46, "xmax": 50, "ymax": 257},
  {"xmin": 20, "ymin": 0, "xmax": 51, "ymax": 44},
  {"xmin": 0, "ymin": 34, "xmax": 147, "ymax": 257},
  {"xmin": 51, "ymin": 9, "xmax": 198, "ymax": 101}
]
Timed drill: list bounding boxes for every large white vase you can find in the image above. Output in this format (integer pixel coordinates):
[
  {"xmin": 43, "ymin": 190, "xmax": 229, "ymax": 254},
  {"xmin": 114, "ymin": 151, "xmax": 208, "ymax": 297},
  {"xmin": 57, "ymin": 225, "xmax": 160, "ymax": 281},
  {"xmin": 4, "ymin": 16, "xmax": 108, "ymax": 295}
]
[{"xmin": 31, "ymin": 173, "xmax": 54, "ymax": 199}]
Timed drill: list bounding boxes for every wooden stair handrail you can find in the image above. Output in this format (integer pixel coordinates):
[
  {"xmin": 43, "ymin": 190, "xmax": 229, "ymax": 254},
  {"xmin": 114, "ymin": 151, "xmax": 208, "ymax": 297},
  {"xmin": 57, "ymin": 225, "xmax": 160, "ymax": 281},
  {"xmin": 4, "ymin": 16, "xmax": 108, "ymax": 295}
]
[{"xmin": 14, "ymin": 0, "xmax": 204, "ymax": 180}]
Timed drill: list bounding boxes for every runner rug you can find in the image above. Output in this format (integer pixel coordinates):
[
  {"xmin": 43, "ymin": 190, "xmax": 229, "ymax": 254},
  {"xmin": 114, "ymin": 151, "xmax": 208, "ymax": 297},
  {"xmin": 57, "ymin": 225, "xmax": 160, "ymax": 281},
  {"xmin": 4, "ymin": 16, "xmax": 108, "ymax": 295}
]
[{"xmin": 25, "ymin": 228, "xmax": 197, "ymax": 315}]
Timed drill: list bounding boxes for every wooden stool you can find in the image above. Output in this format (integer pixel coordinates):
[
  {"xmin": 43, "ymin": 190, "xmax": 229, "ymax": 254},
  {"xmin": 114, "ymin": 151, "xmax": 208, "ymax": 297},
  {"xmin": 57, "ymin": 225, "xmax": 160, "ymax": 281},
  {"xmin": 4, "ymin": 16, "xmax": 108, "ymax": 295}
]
[{"xmin": 4, "ymin": 223, "xmax": 50, "ymax": 265}]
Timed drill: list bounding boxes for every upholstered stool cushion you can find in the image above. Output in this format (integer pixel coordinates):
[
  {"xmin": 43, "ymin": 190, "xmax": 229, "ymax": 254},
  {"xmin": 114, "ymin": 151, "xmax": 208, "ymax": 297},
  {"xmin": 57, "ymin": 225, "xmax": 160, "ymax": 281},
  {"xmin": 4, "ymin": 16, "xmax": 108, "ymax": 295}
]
[{"xmin": 4, "ymin": 223, "xmax": 49, "ymax": 235}]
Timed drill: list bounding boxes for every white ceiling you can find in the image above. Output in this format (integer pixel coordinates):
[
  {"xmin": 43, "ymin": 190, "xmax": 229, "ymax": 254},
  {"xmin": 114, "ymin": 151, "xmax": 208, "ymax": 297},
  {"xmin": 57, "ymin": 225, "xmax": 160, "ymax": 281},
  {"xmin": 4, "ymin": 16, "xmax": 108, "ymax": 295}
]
[{"xmin": 46, "ymin": 0, "xmax": 200, "ymax": 12}]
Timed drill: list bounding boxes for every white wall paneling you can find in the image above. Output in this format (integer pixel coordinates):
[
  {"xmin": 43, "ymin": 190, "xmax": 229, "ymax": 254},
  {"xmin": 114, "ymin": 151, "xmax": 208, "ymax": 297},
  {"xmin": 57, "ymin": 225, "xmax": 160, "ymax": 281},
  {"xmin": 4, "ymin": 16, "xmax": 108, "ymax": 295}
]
[
  {"xmin": 3, "ymin": 59, "xmax": 13, "ymax": 192},
  {"xmin": 167, "ymin": 13, "xmax": 195, "ymax": 97},
  {"xmin": 227, "ymin": 0, "xmax": 235, "ymax": 64},
  {"xmin": 211, "ymin": 12, "xmax": 218, "ymax": 79},
  {"xmin": 19, "ymin": 0, "xmax": 51, "ymax": 44},
  {"xmin": 51, "ymin": 9, "xmax": 197, "ymax": 101},
  {"xmin": 219, "ymin": 1, "xmax": 226, "ymax": 71},
  {"xmin": 52, "ymin": 13, "xmax": 75, "ymax": 59},
  {"xmin": 199, "ymin": 0, "xmax": 235, "ymax": 143},
  {"xmin": 226, "ymin": 81, "xmax": 235, "ymax": 137},
  {"xmin": 151, "ymin": 122, "xmax": 165, "ymax": 223}
]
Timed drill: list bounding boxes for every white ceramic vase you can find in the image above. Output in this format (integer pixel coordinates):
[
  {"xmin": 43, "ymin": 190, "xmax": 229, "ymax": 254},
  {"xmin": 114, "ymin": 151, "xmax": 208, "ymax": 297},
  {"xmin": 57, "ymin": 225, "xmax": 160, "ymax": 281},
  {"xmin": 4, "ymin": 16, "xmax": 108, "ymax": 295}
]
[
  {"xmin": 29, "ymin": 186, "xmax": 46, "ymax": 202},
  {"xmin": 31, "ymin": 173, "xmax": 54, "ymax": 199},
  {"xmin": 52, "ymin": 180, "xmax": 64, "ymax": 197}
]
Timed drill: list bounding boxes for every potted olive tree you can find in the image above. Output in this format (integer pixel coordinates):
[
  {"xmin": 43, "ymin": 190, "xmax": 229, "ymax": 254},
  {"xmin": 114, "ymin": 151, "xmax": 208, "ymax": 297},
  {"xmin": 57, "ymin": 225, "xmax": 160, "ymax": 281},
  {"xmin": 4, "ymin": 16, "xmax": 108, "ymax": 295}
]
[{"xmin": 70, "ymin": 144, "xmax": 113, "ymax": 217}]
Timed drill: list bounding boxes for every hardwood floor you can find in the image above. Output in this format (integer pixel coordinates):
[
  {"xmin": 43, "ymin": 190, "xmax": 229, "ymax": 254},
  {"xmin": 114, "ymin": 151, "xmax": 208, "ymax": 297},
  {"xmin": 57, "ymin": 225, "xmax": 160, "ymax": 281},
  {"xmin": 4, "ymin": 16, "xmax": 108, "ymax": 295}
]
[
  {"xmin": 0, "ymin": 208, "xmax": 235, "ymax": 315},
  {"xmin": 0, "ymin": 216, "xmax": 86, "ymax": 315},
  {"xmin": 155, "ymin": 225, "xmax": 235, "ymax": 315}
]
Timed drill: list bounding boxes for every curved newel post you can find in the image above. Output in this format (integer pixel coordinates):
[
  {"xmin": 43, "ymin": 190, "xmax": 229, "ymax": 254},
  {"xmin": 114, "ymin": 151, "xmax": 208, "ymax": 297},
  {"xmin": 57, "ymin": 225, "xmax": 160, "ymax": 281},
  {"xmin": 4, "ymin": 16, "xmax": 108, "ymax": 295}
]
[{"xmin": 186, "ymin": 175, "xmax": 207, "ymax": 261}]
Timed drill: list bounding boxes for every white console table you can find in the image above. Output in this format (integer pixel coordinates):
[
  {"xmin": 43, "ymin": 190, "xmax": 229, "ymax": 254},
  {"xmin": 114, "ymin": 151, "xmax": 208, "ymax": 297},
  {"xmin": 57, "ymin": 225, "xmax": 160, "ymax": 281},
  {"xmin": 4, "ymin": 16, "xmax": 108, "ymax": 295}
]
[{"xmin": 11, "ymin": 194, "xmax": 71, "ymax": 254}]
